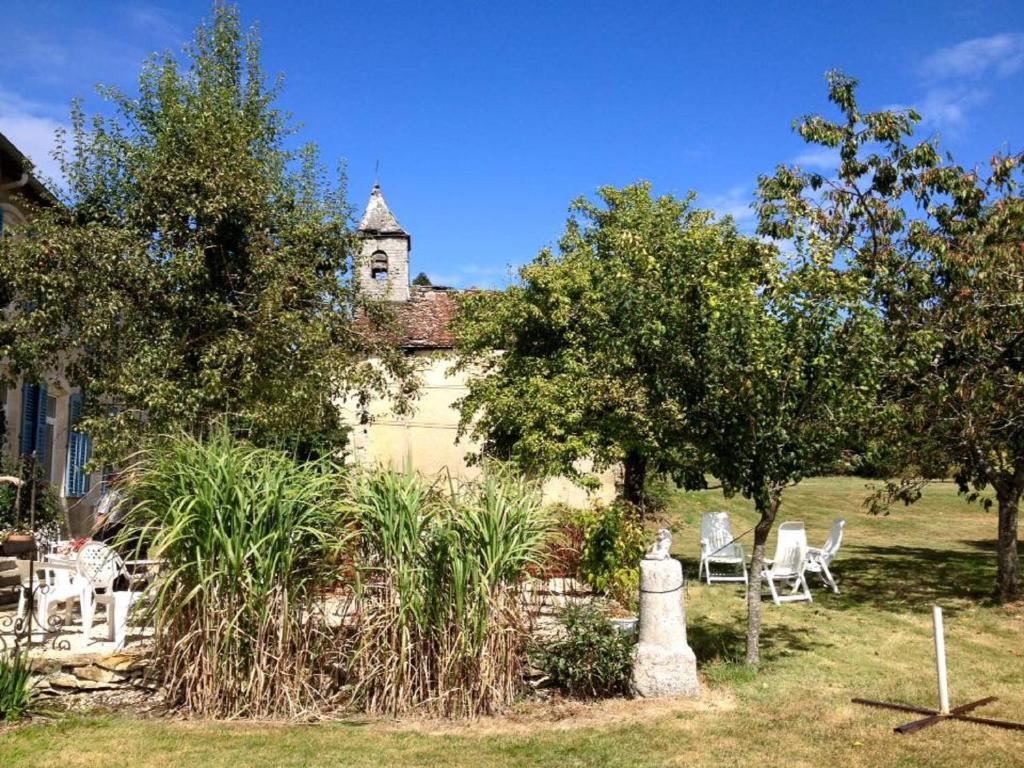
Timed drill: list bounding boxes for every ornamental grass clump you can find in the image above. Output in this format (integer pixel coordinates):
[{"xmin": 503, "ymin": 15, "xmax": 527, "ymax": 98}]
[
  {"xmin": 124, "ymin": 431, "xmax": 350, "ymax": 718},
  {"xmin": 349, "ymin": 468, "xmax": 550, "ymax": 717}
]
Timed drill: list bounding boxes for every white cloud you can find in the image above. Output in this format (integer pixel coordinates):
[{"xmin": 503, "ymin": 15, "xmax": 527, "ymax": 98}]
[
  {"xmin": 429, "ymin": 262, "xmax": 519, "ymax": 289},
  {"xmin": 914, "ymin": 32, "xmax": 1023, "ymax": 132},
  {"xmin": 0, "ymin": 89, "xmax": 66, "ymax": 185},
  {"xmin": 918, "ymin": 86, "xmax": 990, "ymax": 129},
  {"xmin": 124, "ymin": 5, "xmax": 183, "ymax": 47},
  {"xmin": 922, "ymin": 32, "xmax": 1024, "ymax": 79},
  {"xmin": 704, "ymin": 185, "xmax": 755, "ymax": 226},
  {"xmin": 791, "ymin": 147, "xmax": 837, "ymax": 170}
]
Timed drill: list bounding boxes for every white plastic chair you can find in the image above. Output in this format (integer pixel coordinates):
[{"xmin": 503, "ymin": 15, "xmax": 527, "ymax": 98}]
[
  {"xmin": 76, "ymin": 542, "xmax": 142, "ymax": 649},
  {"xmin": 804, "ymin": 519, "xmax": 845, "ymax": 593},
  {"xmin": 15, "ymin": 559, "xmax": 81, "ymax": 638},
  {"xmin": 761, "ymin": 521, "xmax": 812, "ymax": 605},
  {"xmin": 699, "ymin": 512, "xmax": 748, "ymax": 584}
]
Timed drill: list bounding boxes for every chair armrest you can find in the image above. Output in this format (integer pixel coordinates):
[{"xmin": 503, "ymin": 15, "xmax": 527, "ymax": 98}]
[{"xmin": 42, "ymin": 562, "xmax": 78, "ymax": 574}]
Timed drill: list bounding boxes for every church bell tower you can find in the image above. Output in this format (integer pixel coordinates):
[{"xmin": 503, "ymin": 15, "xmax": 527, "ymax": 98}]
[{"xmin": 356, "ymin": 183, "xmax": 411, "ymax": 302}]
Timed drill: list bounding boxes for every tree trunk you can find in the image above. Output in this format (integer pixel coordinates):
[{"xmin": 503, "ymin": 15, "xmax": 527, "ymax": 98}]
[
  {"xmin": 623, "ymin": 450, "xmax": 647, "ymax": 509},
  {"xmin": 994, "ymin": 481, "xmax": 1021, "ymax": 603},
  {"xmin": 746, "ymin": 491, "xmax": 781, "ymax": 666}
]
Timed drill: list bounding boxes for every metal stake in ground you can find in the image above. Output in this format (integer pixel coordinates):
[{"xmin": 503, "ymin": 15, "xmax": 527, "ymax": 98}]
[{"xmin": 853, "ymin": 605, "xmax": 1024, "ymax": 734}]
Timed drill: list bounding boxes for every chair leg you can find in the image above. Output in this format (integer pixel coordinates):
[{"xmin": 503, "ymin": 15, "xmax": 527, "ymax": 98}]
[
  {"xmin": 81, "ymin": 589, "xmax": 95, "ymax": 637},
  {"xmin": 16, "ymin": 588, "xmax": 26, "ymax": 622},
  {"xmin": 766, "ymin": 574, "xmax": 782, "ymax": 605},
  {"xmin": 112, "ymin": 594, "xmax": 132, "ymax": 649},
  {"xmin": 104, "ymin": 601, "xmax": 117, "ymax": 642},
  {"xmin": 33, "ymin": 597, "xmax": 50, "ymax": 640},
  {"xmin": 821, "ymin": 563, "xmax": 838, "ymax": 593},
  {"xmin": 799, "ymin": 574, "xmax": 813, "ymax": 603}
]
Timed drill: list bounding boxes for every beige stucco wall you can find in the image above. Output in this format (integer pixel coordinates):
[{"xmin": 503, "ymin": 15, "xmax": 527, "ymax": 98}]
[{"xmin": 340, "ymin": 350, "xmax": 618, "ymax": 507}]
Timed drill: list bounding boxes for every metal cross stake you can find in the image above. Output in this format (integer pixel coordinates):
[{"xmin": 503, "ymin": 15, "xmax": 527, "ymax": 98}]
[{"xmin": 853, "ymin": 606, "xmax": 1024, "ymax": 734}]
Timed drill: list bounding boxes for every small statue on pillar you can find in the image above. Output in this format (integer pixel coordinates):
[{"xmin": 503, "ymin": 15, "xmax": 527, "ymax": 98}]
[{"xmin": 631, "ymin": 529, "xmax": 700, "ymax": 698}]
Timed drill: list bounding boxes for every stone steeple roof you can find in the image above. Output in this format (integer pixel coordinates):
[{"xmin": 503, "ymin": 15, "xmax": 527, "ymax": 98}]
[{"xmin": 358, "ymin": 183, "xmax": 407, "ymax": 235}]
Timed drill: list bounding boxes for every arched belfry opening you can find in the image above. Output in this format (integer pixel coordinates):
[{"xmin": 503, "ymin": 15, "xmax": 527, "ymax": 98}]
[
  {"xmin": 356, "ymin": 183, "xmax": 410, "ymax": 302},
  {"xmin": 371, "ymin": 251, "xmax": 389, "ymax": 280}
]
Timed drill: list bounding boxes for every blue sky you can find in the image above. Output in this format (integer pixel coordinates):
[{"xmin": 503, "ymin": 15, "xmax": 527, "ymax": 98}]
[{"xmin": 2, "ymin": 1, "xmax": 1022, "ymax": 287}]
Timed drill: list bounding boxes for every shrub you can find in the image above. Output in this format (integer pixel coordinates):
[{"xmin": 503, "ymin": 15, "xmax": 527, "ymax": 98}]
[
  {"xmin": 0, "ymin": 651, "xmax": 33, "ymax": 722},
  {"xmin": 537, "ymin": 503, "xmax": 587, "ymax": 579},
  {"xmin": 349, "ymin": 467, "xmax": 550, "ymax": 717},
  {"xmin": 573, "ymin": 502, "xmax": 646, "ymax": 608},
  {"xmin": 531, "ymin": 603, "xmax": 634, "ymax": 698},
  {"xmin": 123, "ymin": 430, "xmax": 350, "ymax": 718}
]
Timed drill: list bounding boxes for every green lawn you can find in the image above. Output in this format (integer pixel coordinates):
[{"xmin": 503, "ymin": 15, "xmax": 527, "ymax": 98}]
[{"xmin": 4, "ymin": 477, "xmax": 1023, "ymax": 768}]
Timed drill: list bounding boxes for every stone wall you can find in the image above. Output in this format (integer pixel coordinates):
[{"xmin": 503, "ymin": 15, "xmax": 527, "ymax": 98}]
[
  {"xmin": 356, "ymin": 234, "xmax": 410, "ymax": 302},
  {"xmin": 30, "ymin": 648, "xmax": 155, "ymax": 697}
]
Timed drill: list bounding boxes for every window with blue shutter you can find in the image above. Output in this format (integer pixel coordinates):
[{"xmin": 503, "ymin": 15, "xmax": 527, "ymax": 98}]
[
  {"xmin": 65, "ymin": 393, "xmax": 92, "ymax": 497},
  {"xmin": 35, "ymin": 384, "xmax": 49, "ymax": 472},
  {"xmin": 18, "ymin": 383, "xmax": 50, "ymax": 476},
  {"xmin": 19, "ymin": 383, "xmax": 40, "ymax": 457}
]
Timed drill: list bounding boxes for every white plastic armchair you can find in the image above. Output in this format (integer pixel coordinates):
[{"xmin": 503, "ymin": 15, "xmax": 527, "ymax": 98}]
[
  {"xmin": 699, "ymin": 512, "xmax": 748, "ymax": 584},
  {"xmin": 15, "ymin": 559, "xmax": 81, "ymax": 639},
  {"xmin": 804, "ymin": 519, "xmax": 845, "ymax": 593},
  {"xmin": 76, "ymin": 541, "xmax": 142, "ymax": 649},
  {"xmin": 761, "ymin": 521, "xmax": 812, "ymax": 605}
]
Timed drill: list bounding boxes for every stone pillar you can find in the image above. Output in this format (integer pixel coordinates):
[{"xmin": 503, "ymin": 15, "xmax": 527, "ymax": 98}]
[{"xmin": 631, "ymin": 537, "xmax": 699, "ymax": 698}]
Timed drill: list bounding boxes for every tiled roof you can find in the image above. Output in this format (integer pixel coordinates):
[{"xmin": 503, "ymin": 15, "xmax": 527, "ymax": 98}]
[
  {"xmin": 358, "ymin": 183, "xmax": 407, "ymax": 235},
  {"xmin": 357, "ymin": 286, "xmax": 458, "ymax": 350},
  {"xmin": 393, "ymin": 286, "xmax": 457, "ymax": 349}
]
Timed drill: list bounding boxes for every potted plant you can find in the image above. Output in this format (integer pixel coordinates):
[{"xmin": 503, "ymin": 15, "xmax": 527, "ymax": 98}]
[{"xmin": 0, "ymin": 456, "xmax": 62, "ymax": 556}]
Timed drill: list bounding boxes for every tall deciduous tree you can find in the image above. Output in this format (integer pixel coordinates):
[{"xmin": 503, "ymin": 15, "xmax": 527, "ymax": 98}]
[
  {"xmin": 0, "ymin": 4, "xmax": 410, "ymax": 461},
  {"xmin": 452, "ymin": 183, "xmax": 766, "ymax": 506},
  {"xmin": 759, "ymin": 71, "xmax": 1024, "ymax": 602},
  {"xmin": 691, "ymin": 247, "xmax": 881, "ymax": 664}
]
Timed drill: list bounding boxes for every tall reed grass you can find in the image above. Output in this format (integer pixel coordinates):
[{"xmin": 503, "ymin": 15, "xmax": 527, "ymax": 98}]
[
  {"xmin": 124, "ymin": 431, "xmax": 349, "ymax": 718},
  {"xmin": 349, "ymin": 468, "xmax": 550, "ymax": 717}
]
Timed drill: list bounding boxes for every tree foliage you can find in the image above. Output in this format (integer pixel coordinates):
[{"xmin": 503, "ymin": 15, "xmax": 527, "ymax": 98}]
[
  {"xmin": 0, "ymin": 3, "xmax": 410, "ymax": 461},
  {"xmin": 759, "ymin": 70, "xmax": 1024, "ymax": 602},
  {"xmin": 455, "ymin": 179, "xmax": 882, "ymax": 664},
  {"xmin": 452, "ymin": 183, "xmax": 767, "ymax": 504}
]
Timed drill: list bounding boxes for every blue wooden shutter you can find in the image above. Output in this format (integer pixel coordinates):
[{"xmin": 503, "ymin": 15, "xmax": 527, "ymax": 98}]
[
  {"xmin": 19, "ymin": 383, "xmax": 39, "ymax": 457},
  {"xmin": 34, "ymin": 384, "xmax": 49, "ymax": 473},
  {"xmin": 65, "ymin": 393, "xmax": 92, "ymax": 497}
]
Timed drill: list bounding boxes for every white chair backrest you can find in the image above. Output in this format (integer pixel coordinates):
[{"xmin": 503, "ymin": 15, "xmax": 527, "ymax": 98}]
[
  {"xmin": 772, "ymin": 521, "xmax": 807, "ymax": 575},
  {"xmin": 703, "ymin": 512, "xmax": 741, "ymax": 557},
  {"xmin": 76, "ymin": 541, "xmax": 124, "ymax": 590},
  {"xmin": 822, "ymin": 519, "xmax": 845, "ymax": 560},
  {"xmin": 700, "ymin": 512, "xmax": 721, "ymax": 539}
]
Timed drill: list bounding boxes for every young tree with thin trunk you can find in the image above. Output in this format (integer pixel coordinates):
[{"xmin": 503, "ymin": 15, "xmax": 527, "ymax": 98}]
[
  {"xmin": 689, "ymin": 237, "xmax": 881, "ymax": 664},
  {"xmin": 759, "ymin": 71, "xmax": 1024, "ymax": 603}
]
